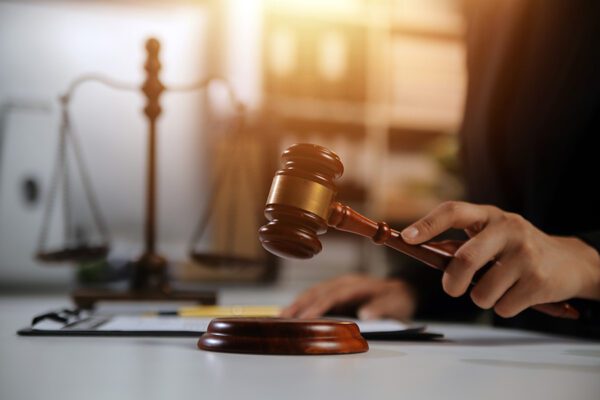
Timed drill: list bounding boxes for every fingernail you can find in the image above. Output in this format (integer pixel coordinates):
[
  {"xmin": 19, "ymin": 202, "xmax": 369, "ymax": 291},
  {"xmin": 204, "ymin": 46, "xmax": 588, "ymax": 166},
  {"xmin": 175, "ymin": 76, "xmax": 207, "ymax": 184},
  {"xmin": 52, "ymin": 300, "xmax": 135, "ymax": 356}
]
[
  {"xmin": 401, "ymin": 226, "xmax": 419, "ymax": 240},
  {"xmin": 358, "ymin": 309, "xmax": 375, "ymax": 321}
]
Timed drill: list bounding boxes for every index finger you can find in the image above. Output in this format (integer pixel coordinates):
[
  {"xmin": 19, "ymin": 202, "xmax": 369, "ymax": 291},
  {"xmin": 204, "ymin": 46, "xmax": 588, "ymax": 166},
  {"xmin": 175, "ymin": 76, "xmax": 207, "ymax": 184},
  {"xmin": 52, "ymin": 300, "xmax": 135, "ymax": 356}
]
[
  {"xmin": 280, "ymin": 275, "xmax": 357, "ymax": 318},
  {"xmin": 401, "ymin": 201, "xmax": 493, "ymax": 244},
  {"xmin": 280, "ymin": 286, "xmax": 322, "ymax": 317}
]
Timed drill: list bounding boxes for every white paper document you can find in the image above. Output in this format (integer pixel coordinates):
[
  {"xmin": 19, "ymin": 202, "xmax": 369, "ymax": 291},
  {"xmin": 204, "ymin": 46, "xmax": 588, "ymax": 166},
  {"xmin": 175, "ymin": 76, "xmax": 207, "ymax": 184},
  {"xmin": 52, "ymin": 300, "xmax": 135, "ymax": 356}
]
[
  {"xmin": 96, "ymin": 316, "xmax": 413, "ymax": 333},
  {"xmin": 32, "ymin": 315, "xmax": 417, "ymax": 334}
]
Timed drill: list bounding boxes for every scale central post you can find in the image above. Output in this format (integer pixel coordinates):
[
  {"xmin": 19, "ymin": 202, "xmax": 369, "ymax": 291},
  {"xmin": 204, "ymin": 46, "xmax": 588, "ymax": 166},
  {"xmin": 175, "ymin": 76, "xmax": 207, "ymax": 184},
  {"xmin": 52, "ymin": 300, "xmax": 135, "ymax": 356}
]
[
  {"xmin": 131, "ymin": 38, "xmax": 168, "ymax": 292},
  {"xmin": 71, "ymin": 38, "xmax": 217, "ymax": 308},
  {"xmin": 143, "ymin": 38, "xmax": 163, "ymax": 256}
]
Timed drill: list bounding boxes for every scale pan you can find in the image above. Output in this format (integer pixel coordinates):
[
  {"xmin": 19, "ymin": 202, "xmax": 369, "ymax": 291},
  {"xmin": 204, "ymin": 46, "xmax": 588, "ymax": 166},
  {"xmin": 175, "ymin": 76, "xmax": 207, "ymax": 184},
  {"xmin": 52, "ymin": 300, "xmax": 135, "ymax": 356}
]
[{"xmin": 36, "ymin": 245, "xmax": 109, "ymax": 263}]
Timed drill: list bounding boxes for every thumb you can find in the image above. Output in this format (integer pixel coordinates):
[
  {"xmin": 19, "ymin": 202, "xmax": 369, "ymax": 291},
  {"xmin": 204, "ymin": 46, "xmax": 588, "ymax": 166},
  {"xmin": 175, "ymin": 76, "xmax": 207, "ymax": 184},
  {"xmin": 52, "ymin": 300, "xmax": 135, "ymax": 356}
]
[{"xmin": 357, "ymin": 290, "xmax": 415, "ymax": 321}]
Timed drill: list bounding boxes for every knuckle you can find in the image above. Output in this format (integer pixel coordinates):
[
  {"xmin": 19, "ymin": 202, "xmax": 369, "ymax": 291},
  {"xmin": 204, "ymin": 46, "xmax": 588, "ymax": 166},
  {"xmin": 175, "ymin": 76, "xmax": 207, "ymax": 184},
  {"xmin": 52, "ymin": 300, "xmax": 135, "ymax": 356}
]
[
  {"xmin": 340, "ymin": 273, "xmax": 361, "ymax": 284},
  {"xmin": 522, "ymin": 241, "xmax": 537, "ymax": 257},
  {"xmin": 488, "ymin": 205, "xmax": 502, "ymax": 213},
  {"xmin": 332, "ymin": 286, "xmax": 353, "ymax": 302},
  {"xmin": 387, "ymin": 280, "xmax": 405, "ymax": 291},
  {"xmin": 496, "ymin": 211, "xmax": 510, "ymax": 224},
  {"xmin": 340, "ymin": 273, "xmax": 355, "ymax": 282},
  {"xmin": 494, "ymin": 302, "xmax": 516, "ymax": 318},
  {"xmin": 305, "ymin": 286, "xmax": 322, "ymax": 298},
  {"xmin": 505, "ymin": 212, "xmax": 527, "ymax": 230},
  {"xmin": 515, "ymin": 241, "xmax": 539, "ymax": 261},
  {"xmin": 442, "ymin": 277, "xmax": 464, "ymax": 298},
  {"xmin": 483, "ymin": 204, "xmax": 502, "ymax": 217},
  {"xmin": 446, "ymin": 287, "xmax": 464, "ymax": 298},
  {"xmin": 454, "ymin": 248, "xmax": 478, "ymax": 269},
  {"xmin": 295, "ymin": 294, "xmax": 313, "ymax": 306},
  {"xmin": 470, "ymin": 288, "xmax": 492, "ymax": 309},
  {"xmin": 316, "ymin": 298, "xmax": 335, "ymax": 313},
  {"xmin": 526, "ymin": 267, "xmax": 547, "ymax": 288},
  {"xmin": 418, "ymin": 217, "xmax": 436, "ymax": 234},
  {"xmin": 441, "ymin": 201, "xmax": 461, "ymax": 215}
]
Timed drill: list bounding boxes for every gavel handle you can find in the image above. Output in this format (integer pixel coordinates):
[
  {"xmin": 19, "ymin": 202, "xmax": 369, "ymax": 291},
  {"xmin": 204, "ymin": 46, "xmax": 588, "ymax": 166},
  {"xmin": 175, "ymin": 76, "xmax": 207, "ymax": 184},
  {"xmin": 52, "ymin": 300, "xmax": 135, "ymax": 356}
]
[{"xmin": 327, "ymin": 202, "xmax": 580, "ymax": 320}]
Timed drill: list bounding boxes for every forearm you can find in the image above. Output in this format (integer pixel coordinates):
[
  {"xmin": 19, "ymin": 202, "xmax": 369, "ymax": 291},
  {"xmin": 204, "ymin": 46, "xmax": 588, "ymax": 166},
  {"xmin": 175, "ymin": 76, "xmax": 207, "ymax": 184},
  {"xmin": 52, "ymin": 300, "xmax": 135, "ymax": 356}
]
[{"xmin": 574, "ymin": 231, "xmax": 600, "ymax": 300}]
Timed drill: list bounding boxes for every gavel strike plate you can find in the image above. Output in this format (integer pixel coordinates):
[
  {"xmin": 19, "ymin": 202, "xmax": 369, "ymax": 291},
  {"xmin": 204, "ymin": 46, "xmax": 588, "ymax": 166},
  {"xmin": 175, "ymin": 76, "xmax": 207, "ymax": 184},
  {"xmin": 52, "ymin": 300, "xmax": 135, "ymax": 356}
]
[{"xmin": 198, "ymin": 317, "xmax": 369, "ymax": 355}]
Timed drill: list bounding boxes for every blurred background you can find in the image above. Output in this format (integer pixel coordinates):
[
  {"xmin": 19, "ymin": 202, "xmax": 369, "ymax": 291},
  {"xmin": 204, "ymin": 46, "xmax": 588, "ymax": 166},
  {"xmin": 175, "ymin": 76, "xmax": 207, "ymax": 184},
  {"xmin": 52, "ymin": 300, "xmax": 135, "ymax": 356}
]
[{"xmin": 0, "ymin": 0, "xmax": 466, "ymax": 293}]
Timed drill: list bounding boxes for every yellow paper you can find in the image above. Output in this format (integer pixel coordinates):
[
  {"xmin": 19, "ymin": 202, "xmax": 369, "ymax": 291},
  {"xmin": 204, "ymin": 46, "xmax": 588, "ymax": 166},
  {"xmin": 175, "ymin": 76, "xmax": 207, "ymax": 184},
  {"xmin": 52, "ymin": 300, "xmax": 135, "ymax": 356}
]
[{"xmin": 176, "ymin": 305, "xmax": 281, "ymax": 317}]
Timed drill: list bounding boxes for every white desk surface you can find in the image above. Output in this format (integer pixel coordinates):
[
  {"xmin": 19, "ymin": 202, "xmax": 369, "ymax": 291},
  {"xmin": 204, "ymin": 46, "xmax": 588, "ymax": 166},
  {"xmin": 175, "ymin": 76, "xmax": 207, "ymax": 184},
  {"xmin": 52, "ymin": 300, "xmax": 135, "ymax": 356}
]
[{"xmin": 1, "ymin": 289, "xmax": 599, "ymax": 400}]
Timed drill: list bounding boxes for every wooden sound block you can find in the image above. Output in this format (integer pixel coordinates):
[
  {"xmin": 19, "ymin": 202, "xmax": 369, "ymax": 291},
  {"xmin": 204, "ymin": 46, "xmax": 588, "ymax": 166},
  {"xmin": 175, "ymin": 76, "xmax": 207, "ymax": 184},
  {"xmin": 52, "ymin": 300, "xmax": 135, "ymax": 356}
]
[{"xmin": 198, "ymin": 317, "xmax": 369, "ymax": 355}]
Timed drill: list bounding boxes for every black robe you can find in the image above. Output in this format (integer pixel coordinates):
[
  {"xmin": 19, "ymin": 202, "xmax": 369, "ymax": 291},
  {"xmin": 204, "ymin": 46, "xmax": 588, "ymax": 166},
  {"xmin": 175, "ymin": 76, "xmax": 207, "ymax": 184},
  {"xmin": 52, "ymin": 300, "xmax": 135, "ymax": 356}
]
[{"xmin": 396, "ymin": 0, "xmax": 600, "ymax": 338}]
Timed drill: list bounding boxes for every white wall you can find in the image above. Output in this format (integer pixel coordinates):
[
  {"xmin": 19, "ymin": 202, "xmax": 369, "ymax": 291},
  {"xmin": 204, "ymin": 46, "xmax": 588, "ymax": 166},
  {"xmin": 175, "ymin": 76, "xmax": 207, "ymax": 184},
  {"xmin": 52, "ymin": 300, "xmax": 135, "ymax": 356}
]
[{"xmin": 0, "ymin": 1, "xmax": 211, "ymax": 287}]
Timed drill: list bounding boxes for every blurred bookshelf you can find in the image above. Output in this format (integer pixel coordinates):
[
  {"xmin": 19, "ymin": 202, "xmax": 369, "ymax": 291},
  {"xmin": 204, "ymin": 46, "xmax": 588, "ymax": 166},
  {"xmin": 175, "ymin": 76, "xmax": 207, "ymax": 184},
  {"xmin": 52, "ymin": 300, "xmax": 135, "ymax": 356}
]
[{"xmin": 261, "ymin": 0, "xmax": 466, "ymax": 226}]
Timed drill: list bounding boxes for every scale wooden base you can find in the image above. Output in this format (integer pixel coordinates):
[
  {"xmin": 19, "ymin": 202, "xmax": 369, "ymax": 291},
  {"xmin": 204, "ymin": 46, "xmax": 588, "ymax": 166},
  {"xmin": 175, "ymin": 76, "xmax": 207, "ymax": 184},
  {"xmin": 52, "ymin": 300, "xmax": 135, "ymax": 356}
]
[
  {"xmin": 198, "ymin": 317, "xmax": 369, "ymax": 355},
  {"xmin": 71, "ymin": 253, "xmax": 217, "ymax": 309}
]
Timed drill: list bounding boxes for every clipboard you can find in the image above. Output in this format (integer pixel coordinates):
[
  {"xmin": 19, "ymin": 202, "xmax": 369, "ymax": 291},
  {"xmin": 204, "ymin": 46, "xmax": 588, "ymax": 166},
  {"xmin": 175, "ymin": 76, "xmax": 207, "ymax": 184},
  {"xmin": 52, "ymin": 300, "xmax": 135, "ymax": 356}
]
[{"xmin": 17, "ymin": 308, "xmax": 444, "ymax": 340}]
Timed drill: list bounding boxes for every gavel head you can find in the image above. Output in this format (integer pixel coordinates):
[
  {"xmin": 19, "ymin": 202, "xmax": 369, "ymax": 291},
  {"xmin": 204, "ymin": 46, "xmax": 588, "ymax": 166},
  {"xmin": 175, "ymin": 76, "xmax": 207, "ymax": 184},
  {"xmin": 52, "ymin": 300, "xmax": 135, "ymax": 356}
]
[{"xmin": 259, "ymin": 144, "xmax": 343, "ymax": 259}]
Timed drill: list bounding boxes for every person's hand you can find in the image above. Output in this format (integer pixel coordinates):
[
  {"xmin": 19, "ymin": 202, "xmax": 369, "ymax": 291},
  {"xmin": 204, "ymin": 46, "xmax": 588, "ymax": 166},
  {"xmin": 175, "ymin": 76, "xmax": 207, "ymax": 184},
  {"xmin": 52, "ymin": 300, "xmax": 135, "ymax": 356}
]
[
  {"xmin": 400, "ymin": 201, "xmax": 600, "ymax": 318},
  {"xmin": 280, "ymin": 274, "xmax": 417, "ymax": 321}
]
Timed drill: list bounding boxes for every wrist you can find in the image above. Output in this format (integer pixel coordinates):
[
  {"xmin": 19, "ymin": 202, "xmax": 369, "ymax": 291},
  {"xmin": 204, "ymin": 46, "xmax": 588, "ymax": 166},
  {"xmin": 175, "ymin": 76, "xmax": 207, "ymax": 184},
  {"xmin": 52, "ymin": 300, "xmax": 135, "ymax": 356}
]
[{"xmin": 570, "ymin": 237, "xmax": 600, "ymax": 300}]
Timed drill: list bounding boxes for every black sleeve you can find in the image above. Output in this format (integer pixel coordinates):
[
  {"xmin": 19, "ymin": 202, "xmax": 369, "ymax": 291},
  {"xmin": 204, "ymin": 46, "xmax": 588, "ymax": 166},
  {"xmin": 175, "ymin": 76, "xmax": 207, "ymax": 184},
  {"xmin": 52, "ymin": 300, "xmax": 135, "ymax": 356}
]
[
  {"xmin": 385, "ymin": 229, "xmax": 483, "ymax": 322},
  {"xmin": 576, "ymin": 231, "xmax": 600, "ymax": 254},
  {"xmin": 388, "ymin": 253, "xmax": 481, "ymax": 322}
]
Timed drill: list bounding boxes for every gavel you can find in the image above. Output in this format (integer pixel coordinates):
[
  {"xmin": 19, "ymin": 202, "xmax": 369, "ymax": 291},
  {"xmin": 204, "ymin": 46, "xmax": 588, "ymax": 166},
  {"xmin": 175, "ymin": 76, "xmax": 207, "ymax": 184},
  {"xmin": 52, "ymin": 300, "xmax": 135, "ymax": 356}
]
[{"xmin": 259, "ymin": 143, "xmax": 579, "ymax": 320}]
